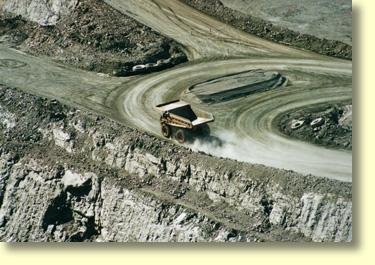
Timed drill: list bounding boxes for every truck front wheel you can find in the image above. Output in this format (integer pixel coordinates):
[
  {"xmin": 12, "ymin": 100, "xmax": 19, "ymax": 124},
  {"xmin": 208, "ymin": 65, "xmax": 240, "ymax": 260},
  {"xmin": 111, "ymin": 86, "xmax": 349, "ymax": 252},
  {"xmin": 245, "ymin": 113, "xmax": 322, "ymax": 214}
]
[{"xmin": 161, "ymin": 124, "xmax": 171, "ymax": 138}]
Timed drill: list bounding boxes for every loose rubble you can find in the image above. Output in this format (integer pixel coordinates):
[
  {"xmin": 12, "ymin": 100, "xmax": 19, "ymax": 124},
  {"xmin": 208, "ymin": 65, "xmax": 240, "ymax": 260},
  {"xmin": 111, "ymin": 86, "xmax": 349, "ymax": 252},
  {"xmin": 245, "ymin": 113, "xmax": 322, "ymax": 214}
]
[
  {"xmin": 0, "ymin": 0, "xmax": 187, "ymax": 76},
  {"xmin": 0, "ymin": 86, "xmax": 352, "ymax": 242},
  {"xmin": 278, "ymin": 103, "xmax": 352, "ymax": 150}
]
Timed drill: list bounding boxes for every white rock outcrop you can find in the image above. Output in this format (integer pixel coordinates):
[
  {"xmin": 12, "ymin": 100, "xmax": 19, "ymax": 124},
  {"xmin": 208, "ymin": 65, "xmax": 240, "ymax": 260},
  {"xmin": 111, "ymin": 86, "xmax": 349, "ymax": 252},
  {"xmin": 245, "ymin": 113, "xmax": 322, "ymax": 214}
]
[{"xmin": 1, "ymin": 0, "xmax": 78, "ymax": 26}]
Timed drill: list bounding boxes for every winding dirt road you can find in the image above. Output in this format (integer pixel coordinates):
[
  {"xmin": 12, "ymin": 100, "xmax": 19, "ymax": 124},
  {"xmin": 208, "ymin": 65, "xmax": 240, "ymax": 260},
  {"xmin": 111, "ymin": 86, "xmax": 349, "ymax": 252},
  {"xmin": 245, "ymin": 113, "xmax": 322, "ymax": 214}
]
[{"xmin": 0, "ymin": 0, "xmax": 352, "ymax": 181}]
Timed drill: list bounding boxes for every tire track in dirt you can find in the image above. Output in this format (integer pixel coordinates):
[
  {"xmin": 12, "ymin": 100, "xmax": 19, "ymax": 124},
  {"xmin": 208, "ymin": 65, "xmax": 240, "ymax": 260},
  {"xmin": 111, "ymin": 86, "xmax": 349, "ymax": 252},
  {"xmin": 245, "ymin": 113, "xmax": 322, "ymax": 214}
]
[
  {"xmin": 0, "ymin": 0, "xmax": 352, "ymax": 181},
  {"xmin": 114, "ymin": 57, "xmax": 351, "ymax": 181}
]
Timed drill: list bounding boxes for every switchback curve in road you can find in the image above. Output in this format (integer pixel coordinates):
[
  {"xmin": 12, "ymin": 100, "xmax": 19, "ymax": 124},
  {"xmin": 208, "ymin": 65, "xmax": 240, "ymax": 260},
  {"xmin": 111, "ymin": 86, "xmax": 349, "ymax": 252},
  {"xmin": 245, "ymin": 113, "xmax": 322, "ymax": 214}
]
[{"xmin": 0, "ymin": 0, "xmax": 352, "ymax": 181}]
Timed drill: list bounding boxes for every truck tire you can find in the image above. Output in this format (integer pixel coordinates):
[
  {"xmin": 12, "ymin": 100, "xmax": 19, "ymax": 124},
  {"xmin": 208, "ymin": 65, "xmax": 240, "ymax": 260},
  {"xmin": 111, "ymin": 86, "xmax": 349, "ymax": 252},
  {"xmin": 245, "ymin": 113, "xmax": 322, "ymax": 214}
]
[
  {"xmin": 290, "ymin": 119, "xmax": 304, "ymax": 130},
  {"xmin": 175, "ymin": 129, "xmax": 186, "ymax": 144},
  {"xmin": 161, "ymin": 124, "xmax": 171, "ymax": 138},
  {"xmin": 310, "ymin": 117, "xmax": 325, "ymax": 128}
]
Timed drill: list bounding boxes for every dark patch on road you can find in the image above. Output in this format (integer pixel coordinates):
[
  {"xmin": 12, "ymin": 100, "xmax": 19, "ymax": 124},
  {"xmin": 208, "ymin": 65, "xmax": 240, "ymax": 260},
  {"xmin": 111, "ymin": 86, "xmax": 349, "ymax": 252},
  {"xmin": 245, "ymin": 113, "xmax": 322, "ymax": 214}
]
[
  {"xmin": 187, "ymin": 70, "xmax": 287, "ymax": 103},
  {"xmin": 276, "ymin": 103, "xmax": 352, "ymax": 150}
]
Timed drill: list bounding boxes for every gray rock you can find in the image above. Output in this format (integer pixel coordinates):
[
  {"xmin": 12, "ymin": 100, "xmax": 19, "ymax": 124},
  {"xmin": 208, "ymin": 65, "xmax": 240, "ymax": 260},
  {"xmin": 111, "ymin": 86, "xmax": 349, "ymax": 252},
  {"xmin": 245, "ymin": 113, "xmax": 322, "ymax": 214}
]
[
  {"xmin": 0, "ymin": 87, "xmax": 352, "ymax": 242},
  {"xmin": 339, "ymin": 105, "xmax": 352, "ymax": 129},
  {"xmin": 1, "ymin": 0, "xmax": 78, "ymax": 26},
  {"xmin": 52, "ymin": 127, "xmax": 74, "ymax": 153}
]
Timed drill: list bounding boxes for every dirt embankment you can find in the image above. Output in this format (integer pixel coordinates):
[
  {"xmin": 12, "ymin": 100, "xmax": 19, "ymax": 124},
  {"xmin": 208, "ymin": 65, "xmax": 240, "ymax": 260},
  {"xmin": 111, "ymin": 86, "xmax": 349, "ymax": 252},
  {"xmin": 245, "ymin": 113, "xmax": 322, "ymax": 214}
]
[
  {"xmin": 0, "ymin": 0, "xmax": 187, "ymax": 76},
  {"xmin": 0, "ymin": 86, "xmax": 352, "ymax": 242},
  {"xmin": 277, "ymin": 103, "xmax": 352, "ymax": 150},
  {"xmin": 180, "ymin": 0, "xmax": 352, "ymax": 60}
]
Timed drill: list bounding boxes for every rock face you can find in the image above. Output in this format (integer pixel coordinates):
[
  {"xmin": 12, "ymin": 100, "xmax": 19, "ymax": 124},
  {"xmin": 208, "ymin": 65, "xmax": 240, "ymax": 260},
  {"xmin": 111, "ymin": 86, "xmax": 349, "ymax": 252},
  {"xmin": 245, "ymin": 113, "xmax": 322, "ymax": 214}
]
[
  {"xmin": 1, "ymin": 0, "xmax": 78, "ymax": 26},
  {"xmin": 0, "ymin": 86, "xmax": 352, "ymax": 242},
  {"xmin": 339, "ymin": 105, "xmax": 352, "ymax": 130}
]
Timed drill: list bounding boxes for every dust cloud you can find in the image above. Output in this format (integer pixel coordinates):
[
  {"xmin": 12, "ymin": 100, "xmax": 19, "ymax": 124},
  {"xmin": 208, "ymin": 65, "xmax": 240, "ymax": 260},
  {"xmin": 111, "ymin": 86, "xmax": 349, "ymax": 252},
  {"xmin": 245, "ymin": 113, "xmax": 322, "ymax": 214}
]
[
  {"xmin": 188, "ymin": 129, "xmax": 352, "ymax": 181},
  {"xmin": 189, "ymin": 130, "xmax": 266, "ymax": 165}
]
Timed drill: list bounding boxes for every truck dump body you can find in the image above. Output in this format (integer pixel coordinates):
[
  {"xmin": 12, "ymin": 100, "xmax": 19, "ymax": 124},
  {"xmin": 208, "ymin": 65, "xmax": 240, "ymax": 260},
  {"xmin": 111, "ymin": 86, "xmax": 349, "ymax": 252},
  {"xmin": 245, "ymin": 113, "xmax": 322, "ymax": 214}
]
[
  {"xmin": 156, "ymin": 100, "xmax": 214, "ymax": 127},
  {"xmin": 155, "ymin": 100, "xmax": 214, "ymax": 143}
]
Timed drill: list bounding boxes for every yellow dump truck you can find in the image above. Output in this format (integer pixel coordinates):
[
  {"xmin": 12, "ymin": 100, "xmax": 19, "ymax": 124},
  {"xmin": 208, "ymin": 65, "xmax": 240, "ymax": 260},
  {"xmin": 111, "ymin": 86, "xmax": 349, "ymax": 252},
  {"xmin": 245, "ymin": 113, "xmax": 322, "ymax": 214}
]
[{"xmin": 155, "ymin": 100, "xmax": 214, "ymax": 143}]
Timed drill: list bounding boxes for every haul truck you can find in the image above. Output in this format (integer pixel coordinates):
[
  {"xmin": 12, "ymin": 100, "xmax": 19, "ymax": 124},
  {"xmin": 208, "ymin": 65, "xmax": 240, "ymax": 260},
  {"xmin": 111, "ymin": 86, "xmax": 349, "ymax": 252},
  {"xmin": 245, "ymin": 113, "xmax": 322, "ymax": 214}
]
[{"xmin": 155, "ymin": 100, "xmax": 214, "ymax": 143}]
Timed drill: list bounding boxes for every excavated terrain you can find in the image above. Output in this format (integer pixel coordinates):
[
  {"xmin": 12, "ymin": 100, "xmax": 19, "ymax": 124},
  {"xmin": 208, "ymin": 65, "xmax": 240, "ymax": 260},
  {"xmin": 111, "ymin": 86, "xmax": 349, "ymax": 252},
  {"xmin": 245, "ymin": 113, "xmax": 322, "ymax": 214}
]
[
  {"xmin": 277, "ymin": 103, "xmax": 352, "ymax": 150},
  {"xmin": 181, "ymin": 0, "xmax": 352, "ymax": 59},
  {"xmin": 0, "ymin": 0, "xmax": 352, "ymax": 242},
  {"xmin": 0, "ymin": 86, "xmax": 352, "ymax": 242},
  {"xmin": 0, "ymin": 0, "xmax": 187, "ymax": 76}
]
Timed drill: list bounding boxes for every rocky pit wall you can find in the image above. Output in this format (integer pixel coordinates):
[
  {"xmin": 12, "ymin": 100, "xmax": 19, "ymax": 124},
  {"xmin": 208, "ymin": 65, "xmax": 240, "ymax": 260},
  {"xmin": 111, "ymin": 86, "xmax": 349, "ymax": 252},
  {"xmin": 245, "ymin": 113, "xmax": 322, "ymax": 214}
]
[{"xmin": 0, "ymin": 86, "xmax": 352, "ymax": 242}]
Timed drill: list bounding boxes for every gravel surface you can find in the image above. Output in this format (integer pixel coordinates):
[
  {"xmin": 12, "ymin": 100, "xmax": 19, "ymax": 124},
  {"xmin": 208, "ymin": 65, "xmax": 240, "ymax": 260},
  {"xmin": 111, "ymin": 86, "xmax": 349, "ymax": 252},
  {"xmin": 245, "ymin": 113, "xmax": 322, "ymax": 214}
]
[
  {"xmin": 0, "ymin": 0, "xmax": 352, "ymax": 242},
  {"xmin": 0, "ymin": 0, "xmax": 352, "ymax": 181},
  {"xmin": 219, "ymin": 0, "xmax": 352, "ymax": 45},
  {"xmin": 277, "ymin": 103, "xmax": 352, "ymax": 150},
  {"xmin": 181, "ymin": 0, "xmax": 352, "ymax": 59},
  {"xmin": 0, "ymin": 86, "xmax": 352, "ymax": 242}
]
